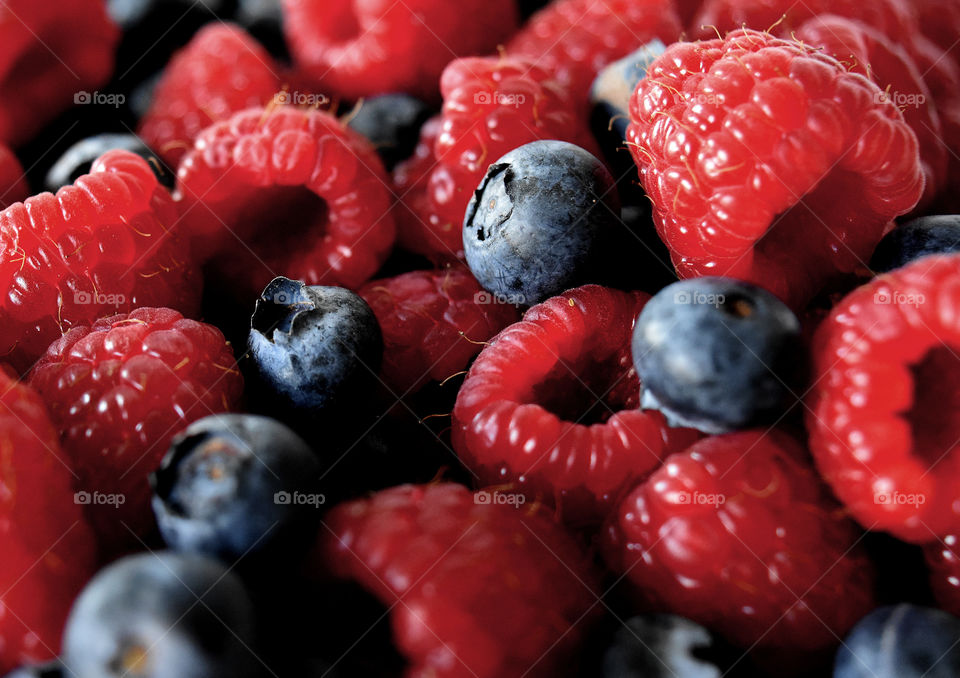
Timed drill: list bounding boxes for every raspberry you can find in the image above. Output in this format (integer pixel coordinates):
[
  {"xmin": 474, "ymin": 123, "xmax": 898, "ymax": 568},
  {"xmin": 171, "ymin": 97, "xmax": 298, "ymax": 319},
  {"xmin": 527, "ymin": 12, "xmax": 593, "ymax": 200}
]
[
  {"xmin": 452, "ymin": 285, "xmax": 699, "ymax": 524},
  {"xmin": 27, "ymin": 307, "xmax": 243, "ymax": 551},
  {"xmin": 0, "ymin": 150, "xmax": 200, "ymax": 375},
  {"xmin": 917, "ymin": 0, "xmax": 960, "ymax": 73},
  {"xmin": 0, "ymin": 144, "xmax": 26, "ymax": 208},
  {"xmin": 603, "ymin": 431, "xmax": 876, "ymax": 662},
  {"xmin": 506, "ymin": 0, "xmax": 681, "ymax": 101},
  {"xmin": 627, "ymin": 29, "xmax": 923, "ymax": 309},
  {"xmin": 795, "ymin": 15, "xmax": 946, "ymax": 209},
  {"xmin": 806, "ymin": 254, "xmax": 960, "ymax": 543},
  {"xmin": 392, "ymin": 57, "xmax": 594, "ymax": 261},
  {"xmin": 175, "ymin": 106, "xmax": 396, "ymax": 296},
  {"xmin": 0, "ymin": 0, "xmax": 118, "ymax": 146},
  {"xmin": 0, "ymin": 368, "xmax": 97, "ymax": 672},
  {"xmin": 320, "ymin": 483, "xmax": 598, "ymax": 678},
  {"xmin": 138, "ymin": 24, "xmax": 283, "ymax": 170},
  {"xmin": 925, "ymin": 535, "xmax": 960, "ymax": 617},
  {"xmin": 358, "ymin": 267, "xmax": 519, "ymax": 395},
  {"xmin": 281, "ymin": 0, "xmax": 520, "ymax": 102}
]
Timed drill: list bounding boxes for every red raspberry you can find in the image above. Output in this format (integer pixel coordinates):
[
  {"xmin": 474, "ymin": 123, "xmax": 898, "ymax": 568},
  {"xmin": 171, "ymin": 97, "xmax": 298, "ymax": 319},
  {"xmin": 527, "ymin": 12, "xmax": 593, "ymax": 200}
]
[
  {"xmin": 917, "ymin": 0, "xmax": 960, "ymax": 74},
  {"xmin": 452, "ymin": 285, "xmax": 699, "ymax": 524},
  {"xmin": 0, "ymin": 367, "xmax": 97, "ymax": 672},
  {"xmin": 603, "ymin": 431, "xmax": 876, "ymax": 662},
  {"xmin": 674, "ymin": 0, "xmax": 705, "ymax": 27},
  {"xmin": 393, "ymin": 57, "xmax": 594, "ymax": 261},
  {"xmin": 795, "ymin": 15, "xmax": 947, "ymax": 209},
  {"xmin": 359, "ymin": 267, "xmax": 519, "ymax": 395},
  {"xmin": 27, "ymin": 307, "xmax": 243, "ymax": 551},
  {"xmin": 506, "ymin": 0, "xmax": 681, "ymax": 101},
  {"xmin": 0, "ymin": 0, "xmax": 118, "ymax": 146},
  {"xmin": 806, "ymin": 254, "xmax": 960, "ymax": 543},
  {"xmin": 627, "ymin": 29, "xmax": 923, "ymax": 309},
  {"xmin": 281, "ymin": 0, "xmax": 519, "ymax": 102},
  {"xmin": 138, "ymin": 24, "xmax": 283, "ymax": 170},
  {"xmin": 0, "ymin": 150, "xmax": 200, "ymax": 375},
  {"xmin": 176, "ymin": 106, "xmax": 396, "ymax": 296},
  {"xmin": 0, "ymin": 144, "xmax": 27, "ymax": 208},
  {"xmin": 320, "ymin": 483, "xmax": 598, "ymax": 678},
  {"xmin": 925, "ymin": 535, "xmax": 960, "ymax": 616}
]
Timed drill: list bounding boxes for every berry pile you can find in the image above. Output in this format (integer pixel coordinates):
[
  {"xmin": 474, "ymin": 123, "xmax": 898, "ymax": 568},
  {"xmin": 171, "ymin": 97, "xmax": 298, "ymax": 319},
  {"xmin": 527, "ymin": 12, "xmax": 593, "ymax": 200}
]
[{"xmin": 3, "ymin": 2, "xmax": 960, "ymax": 677}]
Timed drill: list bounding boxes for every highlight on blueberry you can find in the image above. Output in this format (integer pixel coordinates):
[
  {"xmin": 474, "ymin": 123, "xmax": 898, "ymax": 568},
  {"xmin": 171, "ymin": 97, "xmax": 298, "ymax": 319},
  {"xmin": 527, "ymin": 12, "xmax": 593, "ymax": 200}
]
[
  {"xmin": 44, "ymin": 134, "xmax": 172, "ymax": 192},
  {"xmin": 602, "ymin": 614, "xmax": 732, "ymax": 678},
  {"xmin": 463, "ymin": 140, "xmax": 621, "ymax": 307},
  {"xmin": 2, "ymin": 662, "xmax": 63, "ymax": 678},
  {"xmin": 62, "ymin": 551, "xmax": 257, "ymax": 678},
  {"xmin": 632, "ymin": 278, "xmax": 803, "ymax": 434},
  {"xmin": 151, "ymin": 414, "xmax": 322, "ymax": 565},
  {"xmin": 247, "ymin": 276, "xmax": 383, "ymax": 413},
  {"xmin": 870, "ymin": 215, "xmax": 960, "ymax": 273}
]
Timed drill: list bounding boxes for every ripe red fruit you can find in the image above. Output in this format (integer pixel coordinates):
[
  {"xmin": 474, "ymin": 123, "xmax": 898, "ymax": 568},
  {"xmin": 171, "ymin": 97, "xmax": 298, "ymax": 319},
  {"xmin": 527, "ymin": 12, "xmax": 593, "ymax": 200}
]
[
  {"xmin": 603, "ymin": 430, "xmax": 876, "ymax": 664},
  {"xmin": 507, "ymin": 0, "xmax": 681, "ymax": 101},
  {"xmin": 138, "ymin": 24, "xmax": 283, "ymax": 170},
  {"xmin": 320, "ymin": 483, "xmax": 599, "ymax": 678},
  {"xmin": 0, "ymin": 150, "xmax": 200, "ymax": 375},
  {"xmin": 925, "ymin": 535, "xmax": 960, "ymax": 617},
  {"xmin": 0, "ymin": 0, "xmax": 118, "ymax": 146},
  {"xmin": 0, "ymin": 367, "xmax": 97, "ymax": 673},
  {"xmin": 359, "ymin": 267, "xmax": 519, "ymax": 395},
  {"xmin": 452, "ymin": 285, "xmax": 700, "ymax": 524},
  {"xmin": 175, "ymin": 106, "xmax": 396, "ymax": 296},
  {"xmin": 627, "ymin": 29, "xmax": 923, "ymax": 309},
  {"xmin": 28, "ymin": 308, "xmax": 243, "ymax": 552},
  {"xmin": 282, "ymin": 0, "xmax": 520, "ymax": 102},
  {"xmin": 393, "ymin": 56, "xmax": 594, "ymax": 261},
  {"xmin": 806, "ymin": 254, "xmax": 960, "ymax": 543}
]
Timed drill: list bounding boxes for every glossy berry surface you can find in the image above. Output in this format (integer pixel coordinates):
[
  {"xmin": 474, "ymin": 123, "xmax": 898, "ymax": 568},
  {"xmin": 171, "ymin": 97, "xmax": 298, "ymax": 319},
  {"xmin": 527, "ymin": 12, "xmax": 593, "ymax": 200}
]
[
  {"xmin": 320, "ymin": 483, "xmax": 598, "ymax": 678},
  {"xmin": 806, "ymin": 254, "xmax": 960, "ymax": 542},
  {"xmin": 0, "ymin": 369, "xmax": 97, "ymax": 673},
  {"xmin": 604, "ymin": 430, "xmax": 876, "ymax": 661},
  {"xmin": 834, "ymin": 605, "xmax": 960, "ymax": 678},
  {"xmin": 0, "ymin": 150, "xmax": 200, "ymax": 375},
  {"xmin": 871, "ymin": 215, "xmax": 960, "ymax": 273},
  {"xmin": 464, "ymin": 141, "xmax": 621, "ymax": 307},
  {"xmin": 358, "ymin": 267, "xmax": 519, "ymax": 395},
  {"xmin": 151, "ymin": 414, "xmax": 322, "ymax": 564},
  {"xmin": 62, "ymin": 552, "xmax": 257, "ymax": 678},
  {"xmin": 453, "ymin": 285, "xmax": 700, "ymax": 523},
  {"xmin": 632, "ymin": 277, "xmax": 803, "ymax": 434},
  {"xmin": 248, "ymin": 277, "xmax": 382, "ymax": 412},
  {"xmin": 602, "ymin": 614, "xmax": 730, "ymax": 678},
  {"xmin": 28, "ymin": 307, "xmax": 243, "ymax": 551},
  {"xmin": 626, "ymin": 29, "xmax": 923, "ymax": 309}
]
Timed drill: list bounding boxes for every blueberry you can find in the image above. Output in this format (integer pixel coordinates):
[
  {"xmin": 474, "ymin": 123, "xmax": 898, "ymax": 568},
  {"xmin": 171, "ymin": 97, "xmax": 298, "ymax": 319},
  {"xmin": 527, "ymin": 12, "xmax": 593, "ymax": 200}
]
[
  {"xmin": 870, "ymin": 215, "xmax": 960, "ymax": 273},
  {"xmin": 248, "ymin": 277, "xmax": 382, "ymax": 412},
  {"xmin": 44, "ymin": 134, "xmax": 173, "ymax": 193},
  {"xmin": 151, "ymin": 414, "xmax": 322, "ymax": 564},
  {"xmin": 835, "ymin": 604, "xmax": 960, "ymax": 678},
  {"xmin": 347, "ymin": 94, "xmax": 434, "ymax": 171},
  {"xmin": 632, "ymin": 277, "xmax": 803, "ymax": 434},
  {"xmin": 62, "ymin": 552, "xmax": 257, "ymax": 678},
  {"xmin": 463, "ymin": 140, "xmax": 621, "ymax": 306},
  {"xmin": 603, "ymin": 615, "xmax": 729, "ymax": 678},
  {"xmin": 3, "ymin": 662, "xmax": 63, "ymax": 678},
  {"xmin": 107, "ymin": 0, "xmax": 223, "ymax": 31}
]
